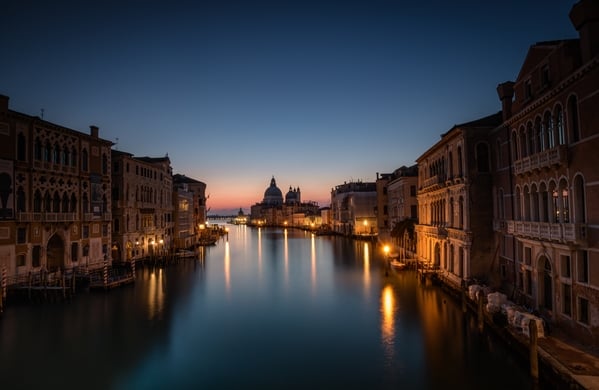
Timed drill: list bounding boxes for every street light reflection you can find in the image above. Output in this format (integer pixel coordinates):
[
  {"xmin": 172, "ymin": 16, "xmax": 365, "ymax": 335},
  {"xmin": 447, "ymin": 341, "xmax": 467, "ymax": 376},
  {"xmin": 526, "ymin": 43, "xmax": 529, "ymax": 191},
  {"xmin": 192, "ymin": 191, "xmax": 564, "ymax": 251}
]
[
  {"xmin": 224, "ymin": 241, "xmax": 230, "ymax": 294},
  {"xmin": 148, "ymin": 268, "xmax": 165, "ymax": 320},
  {"xmin": 363, "ymin": 242, "xmax": 370, "ymax": 292},
  {"xmin": 381, "ymin": 284, "xmax": 396, "ymax": 363}
]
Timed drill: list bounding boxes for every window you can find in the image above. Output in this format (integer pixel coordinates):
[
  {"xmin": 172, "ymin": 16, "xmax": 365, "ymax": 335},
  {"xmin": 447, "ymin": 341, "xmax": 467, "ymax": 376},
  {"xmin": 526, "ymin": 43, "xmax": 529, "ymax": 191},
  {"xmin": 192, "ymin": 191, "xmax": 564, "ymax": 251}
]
[
  {"xmin": 525, "ymin": 269, "xmax": 532, "ymax": 295},
  {"xmin": 556, "ymin": 107, "xmax": 565, "ymax": 145},
  {"xmin": 577, "ymin": 251, "xmax": 589, "ymax": 283},
  {"xmin": 525, "ymin": 79, "xmax": 532, "ymax": 99},
  {"xmin": 114, "ymin": 218, "xmax": 120, "ymax": 233},
  {"xmin": 32, "ymin": 246, "xmax": 41, "ymax": 267},
  {"xmin": 17, "ymin": 187, "xmax": 25, "ymax": 212},
  {"xmin": 34, "ymin": 138, "xmax": 42, "ymax": 160},
  {"xmin": 71, "ymin": 243, "xmax": 79, "ymax": 263},
  {"xmin": 578, "ymin": 297, "xmax": 589, "ymax": 325},
  {"xmin": 17, "ymin": 133, "xmax": 26, "ymax": 161},
  {"xmin": 83, "ymin": 225, "xmax": 89, "ymax": 238},
  {"xmin": 102, "ymin": 154, "xmax": 108, "ymax": 174},
  {"xmin": 561, "ymin": 255, "xmax": 571, "ymax": 278},
  {"xmin": 82, "ymin": 148, "xmax": 88, "ymax": 171},
  {"xmin": 524, "ymin": 247, "xmax": 532, "ymax": 265},
  {"xmin": 17, "ymin": 228, "xmax": 26, "ymax": 244},
  {"xmin": 562, "ymin": 283, "xmax": 571, "ymax": 316},
  {"xmin": 102, "ymin": 224, "xmax": 108, "ymax": 237},
  {"xmin": 568, "ymin": 95, "xmax": 580, "ymax": 142},
  {"xmin": 16, "ymin": 254, "xmax": 26, "ymax": 267}
]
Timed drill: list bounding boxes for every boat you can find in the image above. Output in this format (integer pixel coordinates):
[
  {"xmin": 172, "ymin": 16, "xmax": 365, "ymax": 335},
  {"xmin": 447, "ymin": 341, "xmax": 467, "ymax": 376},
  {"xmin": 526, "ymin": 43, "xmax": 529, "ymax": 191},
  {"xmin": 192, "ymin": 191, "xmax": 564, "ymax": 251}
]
[
  {"xmin": 175, "ymin": 250, "xmax": 196, "ymax": 259},
  {"xmin": 390, "ymin": 260, "xmax": 407, "ymax": 270}
]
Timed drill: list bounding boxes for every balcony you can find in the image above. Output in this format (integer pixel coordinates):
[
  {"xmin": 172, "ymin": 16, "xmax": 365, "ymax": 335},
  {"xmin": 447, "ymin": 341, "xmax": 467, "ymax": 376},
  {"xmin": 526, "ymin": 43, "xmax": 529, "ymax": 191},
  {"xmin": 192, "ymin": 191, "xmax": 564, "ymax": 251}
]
[
  {"xmin": 17, "ymin": 212, "xmax": 77, "ymax": 223},
  {"xmin": 506, "ymin": 220, "xmax": 586, "ymax": 244},
  {"xmin": 513, "ymin": 145, "xmax": 567, "ymax": 176},
  {"xmin": 416, "ymin": 224, "xmax": 448, "ymax": 238},
  {"xmin": 421, "ymin": 174, "xmax": 446, "ymax": 192}
]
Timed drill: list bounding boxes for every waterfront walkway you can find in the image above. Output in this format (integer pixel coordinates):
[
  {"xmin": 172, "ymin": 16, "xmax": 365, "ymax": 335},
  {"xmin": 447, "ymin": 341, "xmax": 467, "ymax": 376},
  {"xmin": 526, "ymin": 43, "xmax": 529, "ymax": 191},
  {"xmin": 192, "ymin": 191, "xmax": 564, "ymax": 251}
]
[{"xmin": 534, "ymin": 329, "xmax": 599, "ymax": 389}]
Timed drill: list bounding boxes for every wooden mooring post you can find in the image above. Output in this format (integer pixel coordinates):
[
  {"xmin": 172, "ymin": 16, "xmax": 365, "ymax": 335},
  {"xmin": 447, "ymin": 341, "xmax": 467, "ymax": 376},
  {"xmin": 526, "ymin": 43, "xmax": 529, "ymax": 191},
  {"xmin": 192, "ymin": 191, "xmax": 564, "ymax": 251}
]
[{"xmin": 529, "ymin": 319, "xmax": 539, "ymax": 381}]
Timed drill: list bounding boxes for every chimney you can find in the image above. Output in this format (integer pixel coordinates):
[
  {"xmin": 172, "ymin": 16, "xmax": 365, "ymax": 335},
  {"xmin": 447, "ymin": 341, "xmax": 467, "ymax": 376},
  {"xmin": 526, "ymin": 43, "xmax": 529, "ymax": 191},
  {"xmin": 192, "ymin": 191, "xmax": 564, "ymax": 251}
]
[
  {"xmin": 90, "ymin": 125, "xmax": 99, "ymax": 138},
  {"xmin": 0, "ymin": 95, "xmax": 8, "ymax": 114},
  {"xmin": 570, "ymin": 0, "xmax": 599, "ymax": 64},
  {"xmin": 497, "ymin": 81, "xmax": 514, "ymax": 122}
]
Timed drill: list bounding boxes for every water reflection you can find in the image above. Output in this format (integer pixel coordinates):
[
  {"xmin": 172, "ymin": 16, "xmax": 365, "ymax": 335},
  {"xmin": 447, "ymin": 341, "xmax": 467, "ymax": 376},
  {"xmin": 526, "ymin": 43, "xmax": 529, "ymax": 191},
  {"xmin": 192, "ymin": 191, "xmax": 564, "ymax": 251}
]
[
  {"xmin": 363, "ymin": 242, "xmax": 371, "ymax": 293},
  {"xmin": 380, "ymin": 284, "xmax": 396, "ymax": 365},
  {"xmin": 284, "ymin": 228, "xmax": 289, "ymax": 286},
  {"xmin": 224, "ymin": 241, "xmax": 230, "ymax": 294},
  {"xmin": 147, "ymin": 268, "xmax": 165, "ymax": 319},
  {"xmin": 311, "ymin": 233, "xmax": 317, "ymax": 293}
]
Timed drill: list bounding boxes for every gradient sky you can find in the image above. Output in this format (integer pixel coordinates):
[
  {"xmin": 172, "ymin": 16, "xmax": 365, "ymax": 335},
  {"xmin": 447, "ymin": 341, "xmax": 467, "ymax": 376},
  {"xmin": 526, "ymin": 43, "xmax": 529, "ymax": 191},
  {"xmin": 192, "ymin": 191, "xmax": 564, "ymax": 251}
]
[{"xmin": 1, "ymin": 1, "xmax": 578, "ymax": 214}]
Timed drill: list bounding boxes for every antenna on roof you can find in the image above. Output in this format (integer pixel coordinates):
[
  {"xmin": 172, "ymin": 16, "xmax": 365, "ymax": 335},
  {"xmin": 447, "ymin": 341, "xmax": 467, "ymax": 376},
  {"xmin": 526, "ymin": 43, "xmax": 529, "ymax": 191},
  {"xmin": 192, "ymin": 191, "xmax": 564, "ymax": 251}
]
[
  {"xmin": 40, "ymin": 108, "xmax": 44, "ymax": 119},
  {"xmin": 115, "ymin": 137, "xmax": 119, "ymax": 150}
]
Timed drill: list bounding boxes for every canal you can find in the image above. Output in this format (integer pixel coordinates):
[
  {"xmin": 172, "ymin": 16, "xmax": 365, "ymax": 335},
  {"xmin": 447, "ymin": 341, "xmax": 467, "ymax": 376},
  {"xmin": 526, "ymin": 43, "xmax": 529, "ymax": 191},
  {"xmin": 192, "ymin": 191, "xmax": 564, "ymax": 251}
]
[{"xmin": 0, "ymin": 224, "xmax": 540, "ymax": 389}]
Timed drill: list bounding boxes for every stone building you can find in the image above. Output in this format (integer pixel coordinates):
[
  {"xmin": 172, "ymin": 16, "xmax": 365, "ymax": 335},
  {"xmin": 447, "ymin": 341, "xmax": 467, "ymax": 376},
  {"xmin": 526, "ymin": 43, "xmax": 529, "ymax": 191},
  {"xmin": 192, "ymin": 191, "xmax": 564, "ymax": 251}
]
[
  {"xmin": 491, "ymin": 0, "xmax": 599, "ymax": 343},
  {"xmin": 173, "ymin": 180, "xmax": 194, "ymax": 250},
  {"xmin": 0, "ymin": 95, "xmax": 113, "ymax": 280},
  {"xmin": 415, "ymin": 112, "xmax": 502, "ymax": 289},
  {"xmin": 330, "ymin": 181, "xmax": 377, "ymax": 237},
  {"xmin": 172, "ymin": 174, "xmax": 208, "ymax": 238},
  {"xmin": 111, "ymin": 151, "xmax": 173, "ymax": 262}
]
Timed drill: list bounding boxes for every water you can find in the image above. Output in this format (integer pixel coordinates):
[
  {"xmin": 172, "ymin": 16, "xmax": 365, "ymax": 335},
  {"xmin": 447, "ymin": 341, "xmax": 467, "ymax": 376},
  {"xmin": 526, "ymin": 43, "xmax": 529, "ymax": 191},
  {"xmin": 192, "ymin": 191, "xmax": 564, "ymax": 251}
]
[{"xmin": 0, "ymin": 224, "xmax": 536, "ymax": 389}]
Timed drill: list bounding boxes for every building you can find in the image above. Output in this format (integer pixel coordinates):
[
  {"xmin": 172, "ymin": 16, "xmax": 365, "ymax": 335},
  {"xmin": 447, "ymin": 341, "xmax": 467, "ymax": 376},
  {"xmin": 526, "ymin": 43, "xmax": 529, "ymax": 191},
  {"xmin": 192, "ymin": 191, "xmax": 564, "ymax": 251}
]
[
  {"xmin": 250, "ymin": 176, "xmax": 320, "ymax": 227},
  {"xmin": 330, "ymin": 181, "xmax": 377, "ymax": 237},
  {"xmin": 385, "ymin": 165, "xmax": 418, "ymax": 258},
  {"xmin": 415, "ymin": 112, "xmax": 503, "ymax": 289},
  {"xmin": 173, "ymin": 180, "xmax": 195, "ymax": 250},
  {"xmin": 0, "ymin": 95, "xmax": 113, "ymax": 281},
  {"xmin": 172, "ymin": 174, "xmax": 208, "ymax": 239},
  {"xmin": 491, "ymin": 0, "xmax": 599, "ymax": 343},
  {"xmin": 111, "ymin": 151, "xmax": 173, "ymax": 262}
]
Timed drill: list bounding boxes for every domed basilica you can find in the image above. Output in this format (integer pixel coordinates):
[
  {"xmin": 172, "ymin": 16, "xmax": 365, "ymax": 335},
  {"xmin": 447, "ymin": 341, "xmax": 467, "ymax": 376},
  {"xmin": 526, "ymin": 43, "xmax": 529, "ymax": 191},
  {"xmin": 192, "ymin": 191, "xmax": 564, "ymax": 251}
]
[{"xmin": 250, "ymin": 176, "xmax": 319, "ymax": 226}]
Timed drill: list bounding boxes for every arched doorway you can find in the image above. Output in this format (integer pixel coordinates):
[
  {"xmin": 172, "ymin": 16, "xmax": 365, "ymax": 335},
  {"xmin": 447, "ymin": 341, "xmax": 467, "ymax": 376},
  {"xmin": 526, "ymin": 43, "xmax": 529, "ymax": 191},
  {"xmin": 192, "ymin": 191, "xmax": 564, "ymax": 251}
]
[
  {"xmin": 538, "ymin": 256, "xmax": 553, "ymax": 311},
  {"xmin": 111, "ymin": 242, "xmax": 121, "ymax": 262},
  {"xmin": 47, "ymin": 234, "xmax": 65, "ymax": 271}
]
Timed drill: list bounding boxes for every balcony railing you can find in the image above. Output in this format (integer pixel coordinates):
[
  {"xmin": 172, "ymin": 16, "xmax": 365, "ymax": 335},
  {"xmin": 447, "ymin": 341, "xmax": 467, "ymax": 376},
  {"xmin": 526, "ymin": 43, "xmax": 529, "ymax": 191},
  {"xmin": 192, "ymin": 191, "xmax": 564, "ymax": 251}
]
[
  {"xmin": 416, "ymin": 224, "xmax": 448, "ymax": 238},
  {"xmin": 506, "ymin": 220, "xmax": 586, "ymax": 244},
  {"xmin": 17, "ymin": 212, "xmax": 77, "ymax": 223},
  {"xmin": 513, "ymin": 145, "xmax": 567, "ymax": 176},
  {"xmin": 421, "ymin": 174, "xmax": 446, "ymax": 191}
]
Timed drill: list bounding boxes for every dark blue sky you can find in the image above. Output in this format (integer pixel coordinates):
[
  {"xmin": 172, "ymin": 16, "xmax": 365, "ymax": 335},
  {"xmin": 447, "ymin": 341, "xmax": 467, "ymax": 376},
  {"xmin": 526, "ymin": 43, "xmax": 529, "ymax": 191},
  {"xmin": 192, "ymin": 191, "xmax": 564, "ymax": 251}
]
[{"xmin": 1, "ymin": 1, "xmax": 578, "ymax": 212}]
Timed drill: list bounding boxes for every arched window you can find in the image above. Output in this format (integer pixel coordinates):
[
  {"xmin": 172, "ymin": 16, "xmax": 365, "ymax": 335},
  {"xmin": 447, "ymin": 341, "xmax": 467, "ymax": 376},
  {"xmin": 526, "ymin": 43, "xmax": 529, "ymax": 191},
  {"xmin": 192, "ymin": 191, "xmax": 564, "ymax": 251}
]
[
  {"xmin": 53, "ymin": 191, "xmax": 60, "ymax": 212},
  {"xmin": 523, "ymin": 186, "xmax": 531, "ymax": 221},
  {"xmin": 573, "ymin": 175, "xmax": 586, "ymax": 223},
  {"xmin": 82, "ymin": 149, "xmax": 88, "ymax": 171},
  {"xmin": 71, "ymin": 147, "xmax": 77, "ymax": 167},
  {"xmin": 515, "ymin": 187, "xmax": 522, "ymax": 220},
  {"xmin": 34, "ymin": 137, "xmax": 42, "ymax": 160},
  {"xmin": 568, "ymin": 95, "xmax": 580, "ymax": 142},
  {"xmin": 53, "ymin": 143, "xmax": 60, "ymax": 164},
  {"xmin": 62, "ymin": 193, "xmax": 69, "ymax": 213},
  {"xmin": 83, "ymin": 193, "xmax": 89, "ymax": 214},
  {"xmin": 448, "ymin": 151, "xmax": 454, "ymax": 178},
  {"xmin": 457, "ymin": 147, "xmax": 463, "ymax": 176},
  {"xmin": 102, "ymin": 153, "xmax": 108, "ymax": 174},
  {"xmin": 511, "ymin": 131, "xmax": 518, "ymax": 161},
  {"xmin": 519, "ymin": 125, "xmax": 527, "ymax": 158},
  {"xmin": 43, "ymin": 191, "xmax": 51, "ymax": 212},
  {"xmin": 70, "ymin": 193, "xmax": 77, "ymax": 213},
  {"xmin": 535, "ymin": 117, "xmax": 544, "ymax": 152},
  {"xmin": 545, "ymin": 111, "xmax": 554, "ymax": 149},
  {"xmin": 531, "ymin": 184, "xmax": 539, "ymax": 222},
  {"xmin": 17, "ymin": 187, "xmax": 25, "ymax": 212},
  {"xmin": 459, "ymin": 196, "xmax": 464, "ymax": 229},
  {"xmin": 34, "ymin": 190, "xmax": 42, "ymax": 212},
  {"xmin": 526, "ymin": 122, "xmax": 534, "ymax": 156},
  {"xmin": 556, "ymin": 106, "xmax": 565, "ymax": 145},
  {"xmin": 44, "ymin": 141, "xmax": 51, "ymax": 162},
  {"xmin": 17, "ymin": 133, "xmax": 26, "ymax": 161},
  {"xmin": 540, "ymin": 182, "xmax": 549, "ymax": 223},
  {"xmin": 476, "ymin": 142, "xmax": 489, "ymax": 173}
]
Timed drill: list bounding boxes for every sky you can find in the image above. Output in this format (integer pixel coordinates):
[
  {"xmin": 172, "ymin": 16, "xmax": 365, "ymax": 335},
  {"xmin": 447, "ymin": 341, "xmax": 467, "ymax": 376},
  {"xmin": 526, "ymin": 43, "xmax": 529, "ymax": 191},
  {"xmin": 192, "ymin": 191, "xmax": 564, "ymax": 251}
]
[{"xmin": 1, "ymin": 0, "xmax": 578, "ymax": 214}]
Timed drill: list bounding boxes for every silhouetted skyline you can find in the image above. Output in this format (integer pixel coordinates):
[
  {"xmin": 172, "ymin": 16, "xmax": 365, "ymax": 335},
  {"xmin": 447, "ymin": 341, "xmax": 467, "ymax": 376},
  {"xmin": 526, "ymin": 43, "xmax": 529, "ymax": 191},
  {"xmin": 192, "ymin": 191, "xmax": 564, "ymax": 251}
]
[{"xmin": 1, "ymin": 1, "xmax": 577, "ymax": 213}]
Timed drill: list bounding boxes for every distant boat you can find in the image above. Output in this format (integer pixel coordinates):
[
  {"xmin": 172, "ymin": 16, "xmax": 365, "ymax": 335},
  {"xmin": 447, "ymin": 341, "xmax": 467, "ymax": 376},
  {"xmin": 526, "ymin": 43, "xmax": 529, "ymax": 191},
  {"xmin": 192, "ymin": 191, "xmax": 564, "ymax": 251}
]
[
  {"xmin": 390, "ymin": 260, "xmax": 407, "ymax": 270},
  {"xmin": 197, "ymin": 236, "xmax": 218, "ymax": 246}
]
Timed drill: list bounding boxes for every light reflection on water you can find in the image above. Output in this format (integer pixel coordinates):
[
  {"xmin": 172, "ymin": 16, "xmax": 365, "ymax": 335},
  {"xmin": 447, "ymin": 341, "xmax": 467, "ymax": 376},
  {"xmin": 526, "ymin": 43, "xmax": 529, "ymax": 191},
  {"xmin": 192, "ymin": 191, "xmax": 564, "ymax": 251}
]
[{"xmin": 0, "ymin": 224, "xmax": 538, "ymax": 390}]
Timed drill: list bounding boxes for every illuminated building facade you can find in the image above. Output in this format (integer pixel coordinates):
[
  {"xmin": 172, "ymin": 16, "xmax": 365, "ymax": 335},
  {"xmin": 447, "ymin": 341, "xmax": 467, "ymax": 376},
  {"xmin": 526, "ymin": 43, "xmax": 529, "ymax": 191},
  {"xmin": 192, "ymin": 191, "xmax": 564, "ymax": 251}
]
[
  {"xmin": 415, "ymin": 112, "xmax": 502, "ymax": 288},
  {"xmin": 491, "ymin": 0, "xmax": 599, "ymax": 342},
  {"xmin": 0, "ymin": 95, "xmax": 113, "ymax": 280},
  {"xmin": 111, "ymin": 151, "xmax": 173, "ymax": 262},
  {"xmin": 330, "ymin": 181, "xmax": 377, "ymax": 237}
]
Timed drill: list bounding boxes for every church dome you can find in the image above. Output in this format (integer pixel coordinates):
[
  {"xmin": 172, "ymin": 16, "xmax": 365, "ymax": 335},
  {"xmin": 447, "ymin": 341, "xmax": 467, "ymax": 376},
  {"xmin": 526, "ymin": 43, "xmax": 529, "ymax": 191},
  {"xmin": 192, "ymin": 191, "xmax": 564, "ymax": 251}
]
[{"xmin": 263, "ymin": 176, "xmax": 283, "ymax": 206}]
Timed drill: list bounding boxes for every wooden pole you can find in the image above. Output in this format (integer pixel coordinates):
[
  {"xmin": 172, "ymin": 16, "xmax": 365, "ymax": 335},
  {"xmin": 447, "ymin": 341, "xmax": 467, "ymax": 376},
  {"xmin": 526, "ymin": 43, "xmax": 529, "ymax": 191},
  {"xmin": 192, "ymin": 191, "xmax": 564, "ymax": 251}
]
[
  {"xmin": 529, "ymin": 319, "xmax": 539, "ymax": 381},
  {"xmin": 477, "ymin": 293, "xmax": 484, "ymax": 332},
  {"xmin": 103, "ymin": 260, "xmax": 108, "ymax": 288},
  {"xmin": 131, "ymin": 259, "xmax": 136, "ymax": 281}
]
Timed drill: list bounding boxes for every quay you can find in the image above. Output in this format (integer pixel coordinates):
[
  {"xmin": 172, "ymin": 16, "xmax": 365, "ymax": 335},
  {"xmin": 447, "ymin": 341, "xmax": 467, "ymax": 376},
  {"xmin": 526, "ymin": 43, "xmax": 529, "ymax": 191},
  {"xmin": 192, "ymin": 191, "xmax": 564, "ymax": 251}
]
[{"xmin": 413, "ymin": 265, "xmax": 599, "ymax": 389}]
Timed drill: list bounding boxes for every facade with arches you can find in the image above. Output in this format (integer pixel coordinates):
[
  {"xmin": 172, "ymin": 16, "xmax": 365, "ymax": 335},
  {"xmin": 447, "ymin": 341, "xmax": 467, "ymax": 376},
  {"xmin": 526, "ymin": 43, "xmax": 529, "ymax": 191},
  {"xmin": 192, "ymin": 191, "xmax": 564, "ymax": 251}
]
[
  {"xmin": 0, "ymin": 95, "xmax": 113, "ymax": 278},
  {"xmin": 491, "ymin": 0, "xmax": 599, "ymax": 343},
  {"xmin": 415, "ymin": 112, "xmax": 502, "ymax": 290}
]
